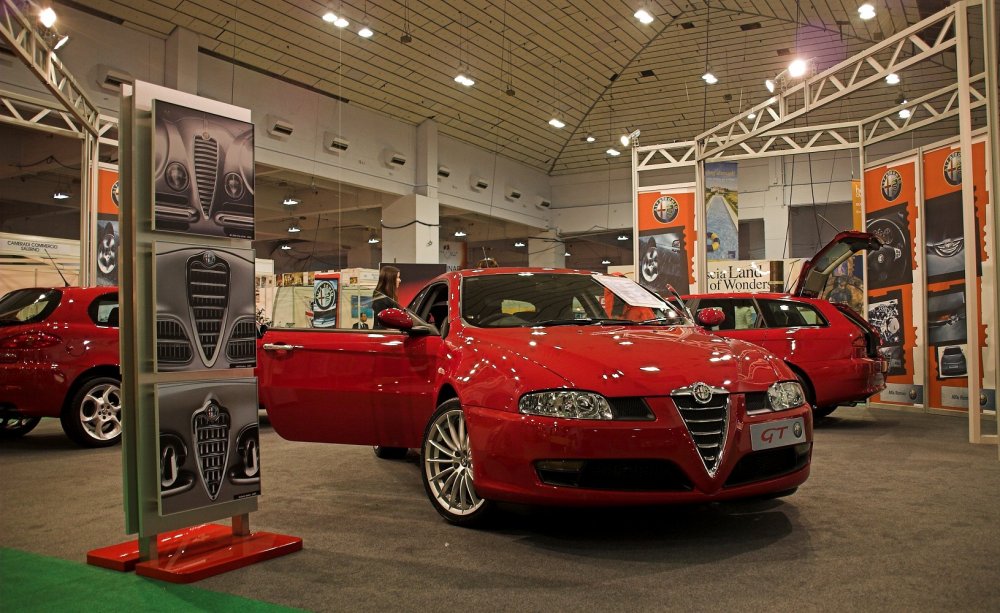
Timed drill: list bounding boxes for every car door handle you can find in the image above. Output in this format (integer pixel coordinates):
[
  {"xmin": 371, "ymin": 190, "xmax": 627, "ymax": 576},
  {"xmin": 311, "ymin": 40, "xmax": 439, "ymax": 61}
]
[{"xmin": 262, "ymin": 343, "xmax": 305, "ymax": 351}]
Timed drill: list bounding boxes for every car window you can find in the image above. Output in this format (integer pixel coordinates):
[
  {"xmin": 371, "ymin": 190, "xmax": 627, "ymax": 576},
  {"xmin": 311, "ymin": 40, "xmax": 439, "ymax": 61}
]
[
  {"xmin": 0, "ymin": 289, "xmax": 62, "ymax": 327},
  {"xmin": 412, "ymin": 283, "xmax": 449, "ymax": 329},
  {"xmin": 694, "ymin": 298, "xmax": 761, "ymax": 331},
  {"xmin": 758, "ymin": 300, "xmax": 827, "ymax": 328},
  {"xmin": 88, "ymin": 293, "xmax": 120, "ymax": 327}
]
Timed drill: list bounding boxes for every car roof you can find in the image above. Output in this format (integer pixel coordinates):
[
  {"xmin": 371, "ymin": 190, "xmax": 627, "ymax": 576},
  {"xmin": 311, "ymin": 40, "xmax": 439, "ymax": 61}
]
[{"xmin": 10, "ymin": 286, "xmax": 117, "ymax": 299}]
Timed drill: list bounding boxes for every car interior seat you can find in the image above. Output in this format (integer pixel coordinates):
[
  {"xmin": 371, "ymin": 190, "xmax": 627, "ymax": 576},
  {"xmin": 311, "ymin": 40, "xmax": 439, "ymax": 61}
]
[{"xmin": 106, "ymin": 306, "xmax": 120, "ymax": 328}]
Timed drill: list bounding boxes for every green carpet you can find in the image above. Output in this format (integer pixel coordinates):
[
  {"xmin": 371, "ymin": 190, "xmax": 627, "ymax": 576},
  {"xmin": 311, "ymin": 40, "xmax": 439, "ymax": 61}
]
[{"xmin": 0, "ymin": 548, "xmax": 302, "ymax": 612}]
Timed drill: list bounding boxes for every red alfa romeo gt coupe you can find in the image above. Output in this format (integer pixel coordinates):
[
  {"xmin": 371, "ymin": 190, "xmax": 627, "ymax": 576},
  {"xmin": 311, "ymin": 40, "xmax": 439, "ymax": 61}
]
[
  {"xmin": 685, "ymin": 232, "xmax": 887, "ymax": 418},
  {"xmin": 259, "ymin": 268, "xmax": 813, "ymax": 526}
]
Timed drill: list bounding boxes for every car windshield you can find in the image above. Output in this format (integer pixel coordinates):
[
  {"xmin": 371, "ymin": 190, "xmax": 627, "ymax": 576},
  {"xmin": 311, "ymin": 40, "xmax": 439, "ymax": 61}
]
[
  {"xmin": 0, "ymin": 289, "xmax": 62, "ymax": 327},
  {"xmin": 461, "ymin": 273, "xmax": 689, "ymax": 328}
]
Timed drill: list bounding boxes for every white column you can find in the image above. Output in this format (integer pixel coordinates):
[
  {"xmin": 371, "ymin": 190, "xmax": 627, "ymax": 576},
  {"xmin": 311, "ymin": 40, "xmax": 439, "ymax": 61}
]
[
  {"xmin": 763, "ymin": 158, "xmax": 790, "ymax": 259},
  {"xmin": 528, "ymin": 230, "xmax": 565, "ymax": 268},
  {"xmin": 164, "ymin": 27, "xmax": 198, "ymax": 94},
  {"xmin": 381, "ymin": 194, "xmax": 440, "ymax": 264},
  {"xmin": 416, "ymin": 119, "xmax": 438, "ymax": 199}
]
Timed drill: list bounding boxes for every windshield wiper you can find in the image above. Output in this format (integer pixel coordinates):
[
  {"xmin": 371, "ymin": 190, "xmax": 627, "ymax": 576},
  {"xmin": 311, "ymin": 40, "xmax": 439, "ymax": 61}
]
[
  {"xmin": 534, "ymin": 318, "xmax": 634, "ymax": 327},
  {"xmin": 637, "ymin": 317, "xmax": 687, "ymax": 325}
]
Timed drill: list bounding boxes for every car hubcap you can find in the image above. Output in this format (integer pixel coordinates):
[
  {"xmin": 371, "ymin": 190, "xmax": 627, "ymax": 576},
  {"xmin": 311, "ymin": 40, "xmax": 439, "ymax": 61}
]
[
  {"xmin": 80, "ymin": 383, "xmax": 122, "ymax": 441},
  {"xmin": 641, "ymin": 251, "xmax": 659, "ymax": 282},
  {"xmin": 424, "ymin": 409, "xmax": 484, "ymax": 516}
]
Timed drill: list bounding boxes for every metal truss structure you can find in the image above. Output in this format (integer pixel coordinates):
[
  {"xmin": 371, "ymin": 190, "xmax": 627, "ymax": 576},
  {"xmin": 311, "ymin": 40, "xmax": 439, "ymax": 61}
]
[
  {"xmin": 634, "ymin": 0, "xmax": 999, "ymax": 447},
  {"xmin": 0, "ymin": 0, "xmax": 120, "ymax": 286}
]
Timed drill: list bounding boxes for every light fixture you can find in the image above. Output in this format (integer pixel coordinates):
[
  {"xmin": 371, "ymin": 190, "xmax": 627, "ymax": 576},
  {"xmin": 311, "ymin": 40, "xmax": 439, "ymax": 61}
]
[
  {"xmin": 896, "ymin": 94, "xmax": 910, "ymax": 118},
  {"xmin": 885, "ymin": 72, "xmax": 900, "ymax": 85},
  {"xmin": 280, "ymin": 242, "xmax": 291, "ymax": 250},
  {"xmin": 514, "ymin": 241, "xmax": 526, "ymax": 248},
  {"xmin": 585, "ymin": 134, "xmax": 596, "ymax": 143},
  {"xmin": 52, "ymin": 190, "xmax": 70, "ymax": 200},
  {"xmin": 617, "ymin": 234, "xmax": 629, "ymax": 241},
  {"xmin": 322, "ymin": 11, "xmax": 337, "ymax": 23},
  {"xmin": 788, "ymin": 58, "xmax": 808, "ymax": 78},
  {"xmin": 606, "ymin": 148, "xmax": 621, "ymax": 157},
  {"xmin": 747, "ymin": 111, "xmax": 757, "ymax": 119},
  {"xmin": 288, "ymin": 222, "xmax": 301, "ymax": 233},
  {"xmin": 634, "ymin": 9, "xmax": 654, "ymax": 25},
  {"xmin": 334, "ymin": 16, "xmax": 349, "ymax": 28},
  {"xmin": 858, "ymin": 3, "xmax": 876, "ymax": 20},
  {"xmin": 620, "ymin": 134, "xmax": 631, "ymax": 147},
  {"xmin": 548, "ymin": 118, "xmax": 566, "ymax": 129},
  {"xmin": 702, "ymin": 71, "xmax": 718, "ymax": 85},
  {"xmin": 564, "ymin": 250, "xmax": 571, "ymax": 257},
  {"xmin": 765, "ymin": 78, "xmax": 776, "ymax": 93},
  {"xmin": 601, "ymin": 258, "xmax": 612, "ymax": 265},
  {"xmin": 283, "ymin": 196, "xmax": 300, "ymax": 206},
  {"xmin": 454, "ymin": 73, "xmax": 475, "ymax": 87},
  {"xmin": 53, "ymin": 34, "xmax": 69, "ymax": 50},
  {"xmin": 454, "ymin": 229, "xmax": 467, "ymax": 237},
  {"xmin": 359, "ymin": 24, "xmax": 374, "ymax": 38},
  {"xmin": 368, "ymin": 234, "xmax": 380, "ymax": 244},
  {"xmin": 39, "ymin": 7, "xmax": 57, "ymax": 29}
]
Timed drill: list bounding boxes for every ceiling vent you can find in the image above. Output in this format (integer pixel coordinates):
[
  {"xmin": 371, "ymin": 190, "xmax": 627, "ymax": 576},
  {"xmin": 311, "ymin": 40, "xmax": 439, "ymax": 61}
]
[
  {"xmin": 324, "ymin": 133, "xmax": 349, "ymax": 153},
  {"xmin": 97, "ymin": 65, "xmax": 133, "ymax": 92},
  {"xmin": 384, "ymin": 150, "xmax": 407, "ymax": 167},
  {"xmin": 505, "ymin": 186, "xmax": 522, "ymax": 201},
  {"xmin": 471, "ymin": 176, "xmax": 489, "ymax": 191},
  {"xmin": 535, "ymin": 197, "xmax": 552, "ymax": 210},
  {"xmin": 266, "ymin": 116, "xmax": 294, "ymax": 138},
  {"xmin": 437, "ymin": 165, "xmax": 451, "ymax": 178}
]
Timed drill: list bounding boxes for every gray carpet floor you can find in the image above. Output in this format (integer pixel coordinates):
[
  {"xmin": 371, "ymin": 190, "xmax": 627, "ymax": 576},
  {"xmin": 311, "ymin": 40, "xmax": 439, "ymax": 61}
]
[{"xmin": 2, "ymin": 406, "xmax": 998, "ymax": 611}]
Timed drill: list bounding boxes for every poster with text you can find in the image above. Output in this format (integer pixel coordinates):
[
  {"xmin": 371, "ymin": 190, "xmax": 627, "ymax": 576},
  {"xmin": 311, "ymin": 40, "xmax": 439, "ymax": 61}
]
[
  {"xmin": 704, "ymin": 162, "xmax": 739, "ymax": 260},
  {"xmin": 96, "ymin": 166, "xmax": 120, "ymax": 286},
  {"xmin": 152, "ymin": 99, "xmax": 255, "ymax": 239},
  {"xmin": 865, "ymin": 158, "xmax": 924, "ymax": 406},
  {"xmin": 156, "ymin": 379, "xmax": 260, "ymax": 516},
  {"xmin": 922, "ymin": 139, "xmax": 995, "ymax": 411},
  {"xmin": 636, "ymin": 188, "xmax": 696, "ymax": 296}
]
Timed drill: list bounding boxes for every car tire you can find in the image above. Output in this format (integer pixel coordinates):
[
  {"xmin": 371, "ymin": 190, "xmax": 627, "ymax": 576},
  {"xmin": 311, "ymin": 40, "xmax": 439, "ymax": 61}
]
[
  {"xmin": 373, "ymin": 445, "xmax": 408, "ymax": 459},
  {"xmin": 61, "ymin": 376, "xmax": 122, "ymax": 448},
  {"xmin": 0, "ymin": 415, "xmax": 41, "ymax": 439},
  {"xmin": 420, "ymin": 398, "xmax": 493, "ymax": 527}
]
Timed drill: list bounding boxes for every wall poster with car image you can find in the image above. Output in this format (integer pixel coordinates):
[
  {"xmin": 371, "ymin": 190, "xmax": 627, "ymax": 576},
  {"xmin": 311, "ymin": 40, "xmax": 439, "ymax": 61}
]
[
  {"xmin": 864, "ymin": 157, "xmax": 925, "ymax": 407},
  {"xmin": 922, "ymin": 138, "xmax": 996, "ymax": 412},
  {"xmin": 156, "ymin": 379, "xmax": 260, "ymax": 515},
  {"xmin": 152, "ymin": 99, "xmax": 255, "ymax": 240},
  {"xmin": 635, "ymin": 186, "xmax": 697, "ymax": 296},
  {"xmin": 154, "ymin": 241, "xmax": 257, "ymax": 372},
  {"xmin": 96, "ymin": 166, "xmax": 120, "ymax": 287}
]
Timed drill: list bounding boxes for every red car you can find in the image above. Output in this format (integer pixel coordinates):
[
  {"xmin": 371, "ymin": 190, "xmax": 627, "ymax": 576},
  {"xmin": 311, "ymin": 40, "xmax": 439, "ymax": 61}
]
[
  {"xmin": 684, "ymin": 232, "xmax": 887, "ymax": 418},
  {"xmin": 0, "ymin": 287, "xmax": 122, "ymax": 447},
  {"xmin": 259, "ymin": 268, "xmax": 813, "ymax": 526}
]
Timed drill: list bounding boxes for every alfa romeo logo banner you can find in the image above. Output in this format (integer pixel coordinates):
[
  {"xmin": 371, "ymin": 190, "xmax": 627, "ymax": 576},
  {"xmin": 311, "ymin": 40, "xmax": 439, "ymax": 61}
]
[{"xmin": 636, "ymin": 187, "xmax": 696, "ymax": 295}]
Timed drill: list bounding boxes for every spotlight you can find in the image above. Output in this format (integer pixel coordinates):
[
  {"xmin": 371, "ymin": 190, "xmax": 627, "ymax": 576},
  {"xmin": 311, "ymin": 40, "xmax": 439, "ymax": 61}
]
[
  {"xmin": 606, "ymin": 148, "xmax": 621, "ymax": 157},
  {"xmin": 564, "ymin": 250, "xmax": 571, "ymax": 257},
  {"xmin": 601, "ymin": 258, "xmax": 612, "ymax": 265},
  {"xmin": 400, "ymin": 33, "xmax": 413, "ymax": 43},
  {"xmin": 788, "ymin": 59, "xmax": 808, "ymax": 78},
  {"xmin": 280, "ymin": 242, "xmax": 291, "ymax": 250},
  {"xmin": 514, "ymin": 241, "xmax": 526, "ymax": 248},
  {"xmin": 765, "ymin": 79, "xmax": 776, "ymax": 93},
  {"xmin": 702, "ymin": 71, "xmax": 718, "ymax": 85},
  {"xmin": 620, "ymin": 134, "xmax": 630, "ymax": 147},
  {"xmin": 634, "ymin": 9, "xmax": 654, "ymax": 25},
  {"xmin": 39, "ymin": 7, "xmax": 56, "ymax": 29},
  {"xmin": 288, "ymin": 222, "xmax": 301, "ymax": 233},
  {"xmin": 283, "ymin": 197, "xmax": 300, "ymax": 206},
  {"xmin": 548, "ymin": 118, "xmax": 566, "ymax": 129},
  {"xmin": 359, "ymin": 25, "xmax": 374, "ymax": 38},
  {"xmin": 617, "ymin": 234, "xmax": 629, "ymax": 241},
  {"xmin": 747, "ymin": 112, "xmax": 757, "ymax": 119},
  {"xmin": 53, "ymin": 34, "xmax": 69, "ymax": 50},
  {"xmin": 53, "ymin": 190, "xmax": 70, "ymax": 200},
  {"xmin": 334, "ymin": 16, "xmax": 349, "ymax": 28},
  {"xmin": 899, "ymin": 108, "xmax": 911, "ymax": 119},
  {"xmin": 585, "ymin": 134, "xmax": 596, "ymax": 143},
  {"xmin": 454, "ymin": 74, "xmax": 475, "ymax": 87},
  {"xmin": 322, "ymin": 11, "xmax": 337, "ymax": 23},
  {"xmin": 858, "ymin": 3, "xmax": 876, "ymax": 20},
  {"xmin": 454, "ymin": 229, "xmax": 467, "ymax": 237},
  {"xmin": 368, "ymin": 234, "xmax": 380, "ymax": 244},
  {"xmin": 885, "ymin": 73, "xmax": 900, "ymax": 85}
]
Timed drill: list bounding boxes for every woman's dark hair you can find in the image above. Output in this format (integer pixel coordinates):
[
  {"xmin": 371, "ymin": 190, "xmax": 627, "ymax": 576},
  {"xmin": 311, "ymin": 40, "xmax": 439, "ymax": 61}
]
[{"xmin": 375, "ymin": 265, "xmax": 400, "ymax": 302}]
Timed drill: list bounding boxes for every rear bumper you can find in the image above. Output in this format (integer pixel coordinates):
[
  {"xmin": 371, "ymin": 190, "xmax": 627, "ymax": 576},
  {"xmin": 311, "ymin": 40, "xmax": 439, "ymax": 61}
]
[
  {"xmin": 805, "ymin": 358, "xmax": 886, "ymax": 407},
  {"xmin": 464, "ymin": 400, "xmax": 812, "ymax": 507},
  {"xmin": 0, "ymin": 362, "xmax": 69, "ymax": 417}
]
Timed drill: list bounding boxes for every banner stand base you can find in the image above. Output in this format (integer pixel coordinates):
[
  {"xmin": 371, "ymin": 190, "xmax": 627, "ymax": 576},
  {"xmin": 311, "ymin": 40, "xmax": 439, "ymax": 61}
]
[{"xmin": 87, "ymin": 523, "xmax": 302, "ymax": 582}]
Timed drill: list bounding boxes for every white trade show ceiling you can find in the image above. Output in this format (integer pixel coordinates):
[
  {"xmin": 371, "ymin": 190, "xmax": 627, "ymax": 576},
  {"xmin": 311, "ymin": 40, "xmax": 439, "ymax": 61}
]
[{"xmin": 63, "ymin": 0, "xmax": 953, "ymax": 175}]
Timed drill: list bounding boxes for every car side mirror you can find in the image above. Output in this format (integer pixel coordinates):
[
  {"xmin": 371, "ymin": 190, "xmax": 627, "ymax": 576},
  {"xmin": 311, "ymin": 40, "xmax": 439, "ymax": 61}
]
[
  {"xmin": 376, "ymin": 308, "xmax": 414, "ymax": 330},
  {"xmin": 696, "ymin": 307, "xmax": 725, "ymax": 327}
]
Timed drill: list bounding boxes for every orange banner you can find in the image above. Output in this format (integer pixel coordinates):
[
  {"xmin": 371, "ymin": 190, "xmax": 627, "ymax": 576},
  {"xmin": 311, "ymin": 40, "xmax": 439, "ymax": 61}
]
[{"xmin": 636, "ymin": 189, "xmax": 696, "ymax": 295}]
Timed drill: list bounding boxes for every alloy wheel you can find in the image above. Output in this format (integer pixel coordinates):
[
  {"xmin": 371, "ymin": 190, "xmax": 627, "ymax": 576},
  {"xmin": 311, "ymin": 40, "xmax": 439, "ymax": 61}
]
[
  {"xmin": 423, "ymin": 407, "xmax": 484, "ymax": 517},
  {"xmin": 79, "ymin": 382, "xmax": 122, "ymax": 442}
]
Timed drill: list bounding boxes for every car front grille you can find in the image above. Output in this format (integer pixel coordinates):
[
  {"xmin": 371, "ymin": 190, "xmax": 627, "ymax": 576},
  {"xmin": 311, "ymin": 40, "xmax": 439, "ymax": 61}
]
[
  {"xmin": 193, "ymin": 401, "xmax": 230, "ymax": 500},
  {"xmin": 193, "ymin": 135, "xmax": 219, "ymax": 217},
  {"xmin": 187, "ymin": 253, "xmax": 230, "ymax": 364},
  {"xmin": 671, "ymin": 391, "xmax": 730, "ymax": 476},
  {"xmin": 535, "ymin": 459, "xmax": 692, "ymax": 491},
  {"xmin": 226, "ymin": 317, "xmax": 257, "ymax": 365},
  {"xmin": 156, "ymin": 317, "xmax": 192, "ymax": 366}
]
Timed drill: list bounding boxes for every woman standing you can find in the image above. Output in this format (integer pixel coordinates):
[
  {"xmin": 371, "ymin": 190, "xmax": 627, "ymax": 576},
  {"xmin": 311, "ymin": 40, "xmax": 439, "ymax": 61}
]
[{"xmin": 371, "ymin": 265, "xmax": 401, "ymax": 328}]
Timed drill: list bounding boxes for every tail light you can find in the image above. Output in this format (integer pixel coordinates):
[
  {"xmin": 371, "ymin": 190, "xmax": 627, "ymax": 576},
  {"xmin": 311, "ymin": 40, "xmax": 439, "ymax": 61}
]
[{"xmin": 0, "ymin": 331, "xmax": 63, "ymax": 349}]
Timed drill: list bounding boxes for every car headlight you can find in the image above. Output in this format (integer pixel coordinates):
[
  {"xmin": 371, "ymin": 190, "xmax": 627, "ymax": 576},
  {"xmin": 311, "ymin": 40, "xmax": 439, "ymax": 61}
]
[
  {"xmin": 767, "ymin": 381, "xmax": 805, "ymax": 411},
  {"xmin": 518, "ymin": 391, "xmax": 613, "ymax": 420},
  {"xmin": 224, "ymin": 172, "xmax": 245, "ymax": 199},
  {"xmin": 165, "ymin": 162, "xmax": 188, "ymax": 191}
]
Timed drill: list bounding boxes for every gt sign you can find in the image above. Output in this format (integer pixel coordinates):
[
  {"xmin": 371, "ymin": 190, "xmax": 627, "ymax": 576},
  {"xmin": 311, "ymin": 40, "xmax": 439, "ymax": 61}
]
[{"xmin": 749, "ymin": 418, "xmax": 807, "ymax": 451}]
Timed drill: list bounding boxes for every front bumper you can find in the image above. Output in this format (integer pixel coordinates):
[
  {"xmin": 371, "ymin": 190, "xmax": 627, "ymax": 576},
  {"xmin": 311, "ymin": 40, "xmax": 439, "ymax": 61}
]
[{"xmin": 464, "ymin": 396, "xmax": 812, "ymax": 506}]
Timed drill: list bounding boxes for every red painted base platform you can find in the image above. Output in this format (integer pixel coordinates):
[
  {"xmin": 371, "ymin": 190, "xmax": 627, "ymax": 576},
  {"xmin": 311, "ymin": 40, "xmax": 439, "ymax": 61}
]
[{"xmin": 87, "ymin": 524, "xmax": 302, "ymax": 583}]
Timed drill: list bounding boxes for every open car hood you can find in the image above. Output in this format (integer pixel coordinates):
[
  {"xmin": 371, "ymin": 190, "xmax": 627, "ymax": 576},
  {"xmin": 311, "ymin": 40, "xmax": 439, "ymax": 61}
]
[{"xmin": 792, "ymin": 231, "xmax": 882, "ymax": 298}]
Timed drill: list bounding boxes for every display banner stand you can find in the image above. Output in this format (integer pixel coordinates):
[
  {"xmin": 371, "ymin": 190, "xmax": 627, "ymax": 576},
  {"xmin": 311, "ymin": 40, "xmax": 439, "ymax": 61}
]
[{"xmin": 86, "ymin": 80, "xmax": 300, "ymax": 582}]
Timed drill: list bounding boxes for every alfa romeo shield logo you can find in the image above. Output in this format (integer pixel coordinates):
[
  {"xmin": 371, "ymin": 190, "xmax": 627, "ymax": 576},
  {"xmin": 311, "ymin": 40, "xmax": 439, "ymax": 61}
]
[
  {"xmin": 652, "ymin": 196, "xmax": 679, "ymax": 224},
  {"xmin": 881, "ymin": 170, "xmax": 902, "ymax": 201},
  {"xmin": 110, "ymin": 180, "xmax": 120, "ymax": 207},
  {"xmin": 691, "ymin": 382, "xmax": 713, "ymax": 404},
  {"xmin": 943, "ymin": 151, "xmax": 962, "ymax": 186},
  {"xmin": 793, "ymin": 422, "xmax": 803, "ymax": 437},
  {"xmin": 202, "ymin": 250, "xmax": 217, "ymax": 267}
]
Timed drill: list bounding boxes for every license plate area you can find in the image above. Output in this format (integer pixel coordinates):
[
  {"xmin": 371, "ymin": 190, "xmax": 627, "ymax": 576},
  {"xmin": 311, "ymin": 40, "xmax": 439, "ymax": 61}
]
[{"xmin": 749, "ymin": 417, "xmax": 807, "ymax": 451}]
